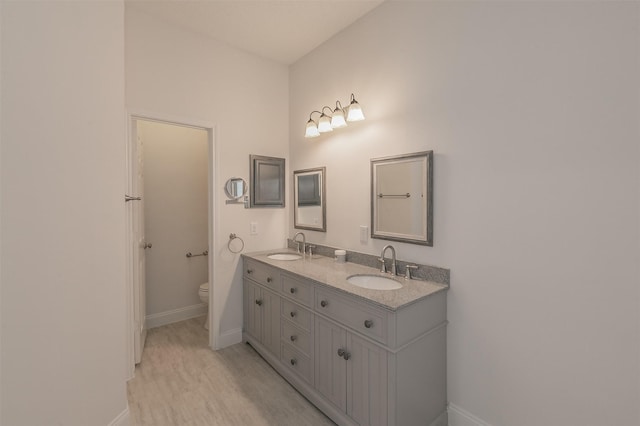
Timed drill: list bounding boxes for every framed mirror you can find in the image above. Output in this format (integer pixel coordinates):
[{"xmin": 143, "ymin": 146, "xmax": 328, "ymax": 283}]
[
  {"xmin": 224, "ymin": 177, "xmax": 247, "ymax": 200},
  {"xmin": 250, "ymin": 155, "xmax": 285, "ymax": 208},
  {"xmin": 371, "ymin": 151, "xmax": 433, "ymax": 246},
  {"xmin": 293, "ymin": 167, "xmax": 326, "ymax": 232}
]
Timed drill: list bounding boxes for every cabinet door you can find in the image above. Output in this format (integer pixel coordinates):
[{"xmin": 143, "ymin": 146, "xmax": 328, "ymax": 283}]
[
  {"xmin": 347, "ymin": 333, "xmax": 388, "ymax": 426},
  {"xmin": 244, "ymin": 280, "xmax": 262, "ymax": 340},
  {"xmin": 315, "ymin": 317, "xmax": 347, "ymax": 412},
  {"xmin": 261, "ymin": 287, "xmax": 281, "ymax": 355}
]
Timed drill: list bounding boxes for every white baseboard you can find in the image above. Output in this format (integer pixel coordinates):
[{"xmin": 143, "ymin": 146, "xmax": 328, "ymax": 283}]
[
  {"xmin": 146, "ymin": 303, "xmax": 207, "ymax": 329},
  {"xmin": 448, "ymin": 403, "xmax": 493, "ymax": 426},
  {"xmin": 108, "ymin": 407, "xmax": 130, "ymax": 426},
  {"xmin": 216, "ymin": 327, "xmax": 242, "ymax": 349}
]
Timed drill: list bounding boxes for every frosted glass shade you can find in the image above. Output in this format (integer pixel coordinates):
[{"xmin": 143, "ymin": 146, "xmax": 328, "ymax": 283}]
[
  {"xmin": 347, "ymin": 102, "xmax": 365, "ymax": 122},
  {"xmin": 318, "ymin": 114, "xmax": 333, "ymax": 133},
  {"xmin": 331, "ymin": 108, "xmax": 347, "ymax": 128},
  {"xmin": 305, "ymin": 120, "xmax": 320, "ymax": 138}
]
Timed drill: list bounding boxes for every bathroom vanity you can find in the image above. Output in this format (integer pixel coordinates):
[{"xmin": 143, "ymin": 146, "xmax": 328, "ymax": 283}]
[{"xmin": 242, "ymin": 251, "xmax": 448, "ymax": 426}]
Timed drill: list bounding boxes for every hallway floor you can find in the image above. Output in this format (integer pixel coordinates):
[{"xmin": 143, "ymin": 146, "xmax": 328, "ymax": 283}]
[{"xmin": 127, "ymin": 316, "xmax": 335, "ymax": 426}]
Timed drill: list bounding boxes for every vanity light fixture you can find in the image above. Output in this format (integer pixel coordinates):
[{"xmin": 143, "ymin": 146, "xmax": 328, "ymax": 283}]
[
  {"xmin": 305, "ymin": 111, "xmax": 321, "ymax": 138},
  {"xmin": 331, "ymin": 101, "xmax": 347, "ymax": 128},
  {"xmin": 346, "ymin": 93, "xmax": 365, "ymax": 122},
  {"xmin": 317, "ymin": 106, "xmax": 334, "ymax": 133},
  {"xmin": 304, "ymin": 93, "xmax": 365, "ymax": 138}
]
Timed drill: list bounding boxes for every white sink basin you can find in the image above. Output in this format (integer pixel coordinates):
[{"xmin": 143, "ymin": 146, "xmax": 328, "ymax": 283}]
[
  {"xmin": 346, "ymin": 274, "xmax": 403, "ymax": 290},
  {"xmin": 267, "ymin": 253, "xmax": 302, "ymax": 261}
]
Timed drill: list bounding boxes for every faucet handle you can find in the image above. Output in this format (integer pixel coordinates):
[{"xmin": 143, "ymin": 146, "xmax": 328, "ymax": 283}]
[
  {"xmin": 405, "ymin": 264, "xmax": 418, "ymax": 280},
  {"xmin": 307, "ymin": 244, "xmax": 316, "ymax": 256},
  {"xmin": 378, "ymin": 257, "xmax": 387, "ymax": 273}
]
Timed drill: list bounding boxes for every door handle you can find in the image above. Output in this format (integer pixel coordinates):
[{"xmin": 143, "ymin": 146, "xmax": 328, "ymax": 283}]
[
  {"xmin": 125, "ymin": 195, "xmax": 142, "ymax": 202},
  {"xmin": 143, "ymin": 243, "xmax": 152, "ymax": 249}
]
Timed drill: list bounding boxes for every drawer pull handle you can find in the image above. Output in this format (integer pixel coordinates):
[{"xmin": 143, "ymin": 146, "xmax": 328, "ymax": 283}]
[
  {"xmin": 255, "ymin": 299, "xmax": 263, "ymax": 306},
  {"xmin": 343, "ymin": 351, "xmax": 351, "ymax": 361},
  {"xmin": 337, "ymin": 348, "xmax": 345, "ymax": 358},
  {"xmin": 247, "ymin": 269, "xmax": 253, "ymax": 274},
  {"xmin": 266, "ymin": 277, "xmax": 272, "ymax": 283},
  {"xmin": 290, "ymin": 335, "xmax": 297, "ymax": 342},
  {"xmin": 290, "ymin": 311, "xmax": 296, "ymax": 318},
  {"xmin": 364, "ymin": 320, "xmax": 373, "ymax": 329},
  {"xmin": 320, "ymin": 300, "xmax": 328, "ymax": 308},
  {"xmin": 290, "ymin": 287, "xmax": 296, "ymax": 294},
  {"xmin": 290, "ymin": 358, "xmax": 297, "ymax": 366}
]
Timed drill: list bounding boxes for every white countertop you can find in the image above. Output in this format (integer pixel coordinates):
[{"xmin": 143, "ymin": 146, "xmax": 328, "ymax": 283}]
[{"xmin": 243, "ymin": 249, "xmax": 448, "ymax": 311}]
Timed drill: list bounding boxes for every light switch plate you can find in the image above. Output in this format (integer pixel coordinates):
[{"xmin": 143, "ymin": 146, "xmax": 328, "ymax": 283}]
[
  {"xmin": 360, "ymin": 225, "xmax": 368, "ymax": 243},
  {"xmin": 250, "ymin": 222, "xmax": 258, "ymax": 235}
]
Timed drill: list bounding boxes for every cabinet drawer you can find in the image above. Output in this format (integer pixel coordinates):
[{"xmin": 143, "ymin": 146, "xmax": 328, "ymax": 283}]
[
  {"xmin": 281, "ymin": 343, "xmax": 313, "ymax": 385},
  {"xmin": 244, "ymin": 259, "xmax": 280, "ymax": 291},
  {"xmin": 281, "ymin": 321, "xmax": 312, "ymax": 356},
  {"xmin": 281, "ymin": 299, "xmax": 312, "ymax": 332},
  {"xmin": 281, "ymin": 274, "xmax": 313, "ymax": 307},
  {"xmin": 315, "ymin": 287, "xmax": 388, "ymax": 345}
]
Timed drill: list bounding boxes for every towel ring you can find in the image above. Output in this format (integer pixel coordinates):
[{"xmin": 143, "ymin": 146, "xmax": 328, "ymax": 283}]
[{"xmin": 228, "ymin": 233, "xmax": 244, "ymax": 254}]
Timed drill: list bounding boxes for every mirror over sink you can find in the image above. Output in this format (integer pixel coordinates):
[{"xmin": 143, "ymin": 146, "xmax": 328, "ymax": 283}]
[
  {"xmin": 371, "ymin": 151, "xmax": 433, "ymax": 246},
  {"xmin": 293, "ymin": 167, "xmax": 326, "ymax": 232}
]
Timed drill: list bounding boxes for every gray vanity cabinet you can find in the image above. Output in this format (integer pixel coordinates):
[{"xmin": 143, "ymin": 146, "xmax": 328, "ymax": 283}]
[
  {"xmin": 242, "ymin": 256, "xmax": 448, "ymax": 426},
  {"xmin": 315, "ymin": 316, "xmax": 388, "ymax": 426},
  {"xmin": 243, "ymin": 262, "xmax": 281, "ymax": 356}
]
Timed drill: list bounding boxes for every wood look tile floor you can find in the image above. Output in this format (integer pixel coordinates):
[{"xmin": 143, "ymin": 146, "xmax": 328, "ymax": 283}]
[{"xmin": 127, "ymin": 316, "xmax": 335, "ymax": 426}]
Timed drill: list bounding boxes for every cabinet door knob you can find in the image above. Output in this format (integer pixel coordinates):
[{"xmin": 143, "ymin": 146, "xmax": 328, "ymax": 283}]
[
  {"xmin": 290, "ymin": 335, "xmax": 297, "ymax": 342},
  {"xmin": 290, "ymin": 287, "xmax": 296, "ymax": 294},
  {"xmin": 290, "ymin": 311, "xmax": 296, "ymax": 318},
  {"xmin": 343, "ymin": 351, "xmax": 351, "ymax": 361},
  {"xmin": 266, "ymin": 277, "xmax": 272, "ymax": 283},
  {"xmin": 320, "ymin": 300, "xmax": 328, "ymax": 308},
  {"xmin": 255, "ymin": 299, "xmax": 262, "ymax": 306},
  {"xmin": 290, "ymin": 358, "xmax": 297, "ymax": 366},
  {"xmin": 337, "ymin": 348, "xmax": 345, "ymax": 358},
  {"xmin": 364, "ymin": 320, "xmax": 373, "ymax": 329},
  {"xmin": 247, "ymin": 269, "xmax": 253, "ymax": 274}
]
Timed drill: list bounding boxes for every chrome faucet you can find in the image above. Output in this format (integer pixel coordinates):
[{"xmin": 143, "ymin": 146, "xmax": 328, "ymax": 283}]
[
  {"xmin": 379, "ymin": 244, "xmax": 397, "ymax": 276},
  {"xmin": 293, "ymin": 232, "xmax": 306, "ymax": 257}
]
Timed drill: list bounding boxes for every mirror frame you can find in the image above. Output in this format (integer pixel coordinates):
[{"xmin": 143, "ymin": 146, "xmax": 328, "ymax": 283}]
[
  {"xmin": 293, "ymin": 167, "xmax": 326, "ymax": 232},
  {"xmin": 371, "ymin": 151, "xmax": 433, "ymax": 246},
  {"xmin": 224, "ymin": 177, "xmax": 248, "ymax": 200},
  {"xmin": 249, "ymin": 154, "xmax": 285, "ymax": 208}
]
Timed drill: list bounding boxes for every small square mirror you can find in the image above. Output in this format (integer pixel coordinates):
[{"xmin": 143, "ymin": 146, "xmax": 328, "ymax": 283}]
[{"xmin": 250, "ymin": 155, "xmax": 285, "ymax": 208}]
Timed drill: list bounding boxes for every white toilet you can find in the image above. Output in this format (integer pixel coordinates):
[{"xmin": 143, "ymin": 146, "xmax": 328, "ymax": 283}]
[{"xmin": 198, "ymin": 282, "xmax": 209, "ymax": 330}]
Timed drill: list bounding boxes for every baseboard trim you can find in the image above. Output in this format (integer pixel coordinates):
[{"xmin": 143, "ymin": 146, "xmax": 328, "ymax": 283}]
[
  {"xmin": 216, "ymin": 327, "xmax": 242, "ymax": 349},
  {"xmin": 146, "ymin": 303, "xmax": 207, "ymax": 329},
  {"xmin": 448, "ymin": 403, "xmax": 493, "ymax": 426},
  {"xmin": 108, "ymin": 406, "xmax": 130, "ymax": 426}
]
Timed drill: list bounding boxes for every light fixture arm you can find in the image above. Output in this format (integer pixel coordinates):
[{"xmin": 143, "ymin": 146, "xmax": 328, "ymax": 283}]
[
  {"xmin": 321, "ymin": 106, "xmax": 333, "ymax": 116},
  {"xmin": 308, "ymin": 110, "xmax": 322, "ymax": 121}
]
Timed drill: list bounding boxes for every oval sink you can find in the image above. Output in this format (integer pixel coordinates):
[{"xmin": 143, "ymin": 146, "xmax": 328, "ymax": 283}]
[
  {"xmin": 267, "ymin": 253, "xmax": 302, "ymax": 261},
  {"xmin": 346, "ymin": 274, "xmax": 403, "ymax": 290}
]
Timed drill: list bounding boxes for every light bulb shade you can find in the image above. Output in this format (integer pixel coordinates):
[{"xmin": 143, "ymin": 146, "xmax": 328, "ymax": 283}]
[
  {"xmin": 331, "ymin": 108, "xmax": 347, "ymax": 128},
  {"xmin": 305, "ymin": 119, "xmax": 320, "ymax": 138},
  {"xmin": 347, "ymin": 101, "xmax": 365, "ymax": 122},
  {"xmin": 318, "ymin": 114, "xmax": 333, "ymax": 133}
]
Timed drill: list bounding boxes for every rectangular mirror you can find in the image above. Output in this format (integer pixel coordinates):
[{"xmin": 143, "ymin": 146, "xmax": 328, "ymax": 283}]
[
  {"xmin": 293, "ymin": 167, "xmax": 326, "ymax": 231},
  {"xmin": 250, "ymin": 155, "xmax": 285, "ymax": 208},
  {"xmin": 371, "ymin": 151, "xmax": 433, "ymax": 245}
]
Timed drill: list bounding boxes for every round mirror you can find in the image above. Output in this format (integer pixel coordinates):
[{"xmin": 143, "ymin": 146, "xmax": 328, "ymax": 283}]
[{"xmin": 224, "ymin": 177, "xmax": 247, "ymax": 200}]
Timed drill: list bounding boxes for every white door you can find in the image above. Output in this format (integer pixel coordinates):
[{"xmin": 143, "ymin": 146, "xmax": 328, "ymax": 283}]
[{"xmin": 130, "ymin": 120, "xmax": 147, "ymax": 364}]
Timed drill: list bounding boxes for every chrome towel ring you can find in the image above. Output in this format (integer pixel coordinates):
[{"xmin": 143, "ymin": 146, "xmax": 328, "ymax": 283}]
[{"xmin": 228, "ymin": 233, "xmax": 244, "ymax": 254}]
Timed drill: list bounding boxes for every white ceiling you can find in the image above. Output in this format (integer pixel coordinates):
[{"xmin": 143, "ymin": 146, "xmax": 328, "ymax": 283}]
[{"xmin": 126, "ymin": 0, "xmax": 385, "ymax": 65}]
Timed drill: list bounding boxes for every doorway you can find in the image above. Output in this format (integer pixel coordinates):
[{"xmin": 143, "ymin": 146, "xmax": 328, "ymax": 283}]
[{"xmin": 126, "ymin": 113, "xmax": 217, "ymax": 377}]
